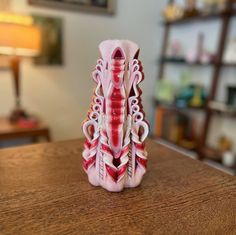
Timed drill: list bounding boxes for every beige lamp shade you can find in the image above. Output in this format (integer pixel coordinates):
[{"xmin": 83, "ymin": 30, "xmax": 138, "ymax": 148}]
[{"xmin": 0, "ymin": 13, "xmax": 41, "ymax": 57}]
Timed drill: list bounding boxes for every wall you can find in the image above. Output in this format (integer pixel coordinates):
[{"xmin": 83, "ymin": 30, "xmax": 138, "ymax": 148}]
[{"xmin": 0, "ymin": 0, "xmax": 165, "ymax": 141}]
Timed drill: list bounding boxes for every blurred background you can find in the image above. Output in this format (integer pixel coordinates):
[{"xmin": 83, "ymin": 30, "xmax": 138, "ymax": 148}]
[{"xmin": 0, "ymin": 0, "xmax": 236, "ymax": 175}]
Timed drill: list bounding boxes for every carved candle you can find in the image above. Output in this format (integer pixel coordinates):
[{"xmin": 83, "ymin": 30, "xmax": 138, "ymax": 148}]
[{"xmin": 82, "ymin": 40, "xmax": 149, "ymax": 192}]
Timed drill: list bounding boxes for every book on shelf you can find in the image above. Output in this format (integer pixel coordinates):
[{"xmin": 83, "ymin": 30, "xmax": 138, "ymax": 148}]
[
  {"xmin": 154, "ymin": 107, "xmax": 163, "ymax": 138},
  {"xmin": 154, "ymin": 106, "xmax": 197, "ymax": 150}
]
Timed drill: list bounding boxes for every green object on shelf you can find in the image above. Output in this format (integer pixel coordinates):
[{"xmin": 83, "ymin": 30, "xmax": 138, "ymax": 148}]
[
  {"xmin": 189, "ymin": 86, "xmax": 203, "ymax": 107},
  {"xmin": 155, "ymin": 79, "xmax": 175, "ymax": 104}
]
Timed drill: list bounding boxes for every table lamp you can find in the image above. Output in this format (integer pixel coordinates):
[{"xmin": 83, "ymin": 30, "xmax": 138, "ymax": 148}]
[{"xmin": 0, "ymin": 12, "xmax": 41, "ymax": 122}]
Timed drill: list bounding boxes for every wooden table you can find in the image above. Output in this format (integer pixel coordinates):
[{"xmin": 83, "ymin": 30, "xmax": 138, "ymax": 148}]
[
  {"xmin": 0, "ymin": 139, "xmax": 235, "ymax": 235},
  {"xmin": 0, "ymin": 117, "xmax": 51, "ymax": 143}
]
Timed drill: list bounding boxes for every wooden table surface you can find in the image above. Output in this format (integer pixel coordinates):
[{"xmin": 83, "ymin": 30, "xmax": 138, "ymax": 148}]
[{"xmin": 0, "ymin": 139, "xmax": 235, "ymax": 235}]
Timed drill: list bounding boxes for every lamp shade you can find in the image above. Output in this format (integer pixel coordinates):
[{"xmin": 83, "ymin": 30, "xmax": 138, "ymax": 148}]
[{"xmin": 0, "ymin": 12, "xmax": 41, "ymax": 57}]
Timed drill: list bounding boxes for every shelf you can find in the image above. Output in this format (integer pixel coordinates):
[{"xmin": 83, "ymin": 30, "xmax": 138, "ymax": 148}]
[
  {"xmin": 210, "ymin": 108, "xmax": 236, "ymax": 117},
  {"xmin": 223, "ymin": 62, "xmax": 236, "ymax": 67},
  {"xmin": 155, "ymin": 101, "xmax": 206, "ymax": 112},
  {"xmin": 200, "ymin": 146, "xmax": 236, "ymax": 174},
  {"xmin": 155, "ymin": 102, "xmax": 236, "ymax": 114},
  {"xmin": 204, "ymin": 159, "xmax": 236, "ymax": 176},
  {"xmin": 154, "ymin": 138, "xmax": 235, "ymax": 174},
  {"xmin": 156, "ymin": 138, "xmax": 236, "ymax": 175},
  {"xmin": 154, "ymin": 137, "xmax": 198, "ymax": 152},
  {"xmin": 157, "ymin": 101, "xmax": 236, "ymax": 117},
  {"xmin": 208, "ymin": 102, "xmax": 236, "ymax": 117},
  {"xmin": 160, "ymin": 57, "xmax": 214, "ymax": 66},
  {"xmin": 163, "ymin": 10, "xmax": 236, "ymax": 26},
  {"xmin": 160, "ymin": 57, "xmax": 236, "ymax": 67},
  {"xmin": 200, "ymin": 146, "xmax": 222, "ymax": 162}
]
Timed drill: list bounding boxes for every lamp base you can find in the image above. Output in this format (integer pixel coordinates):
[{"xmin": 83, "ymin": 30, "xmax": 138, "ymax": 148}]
[{"xmin": 9, "ymin": 108, "xmax": 28, "ymax": 123}]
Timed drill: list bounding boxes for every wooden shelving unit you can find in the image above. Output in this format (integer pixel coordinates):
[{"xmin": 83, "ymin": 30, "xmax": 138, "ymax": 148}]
[{"xmin": 155, "ymin": 0, "xmax": 236, "ymax": 174}]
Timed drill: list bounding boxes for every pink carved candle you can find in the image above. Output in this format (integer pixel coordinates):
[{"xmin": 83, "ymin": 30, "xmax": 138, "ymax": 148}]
[{"xmin": 82, "ymin": 40, "xmax": 149, "ymax": 192}]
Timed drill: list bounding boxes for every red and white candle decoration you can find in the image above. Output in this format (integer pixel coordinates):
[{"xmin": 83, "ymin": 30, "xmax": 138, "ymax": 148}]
[{"xmin": 82, "ymin": 40, "xmax": 149, "ymax": 192}]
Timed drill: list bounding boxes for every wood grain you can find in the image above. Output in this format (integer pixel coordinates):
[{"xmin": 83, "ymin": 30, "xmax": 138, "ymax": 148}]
[{"xmin": 0, "ymin": 139, "xmax": 235, "ymax": 235}]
